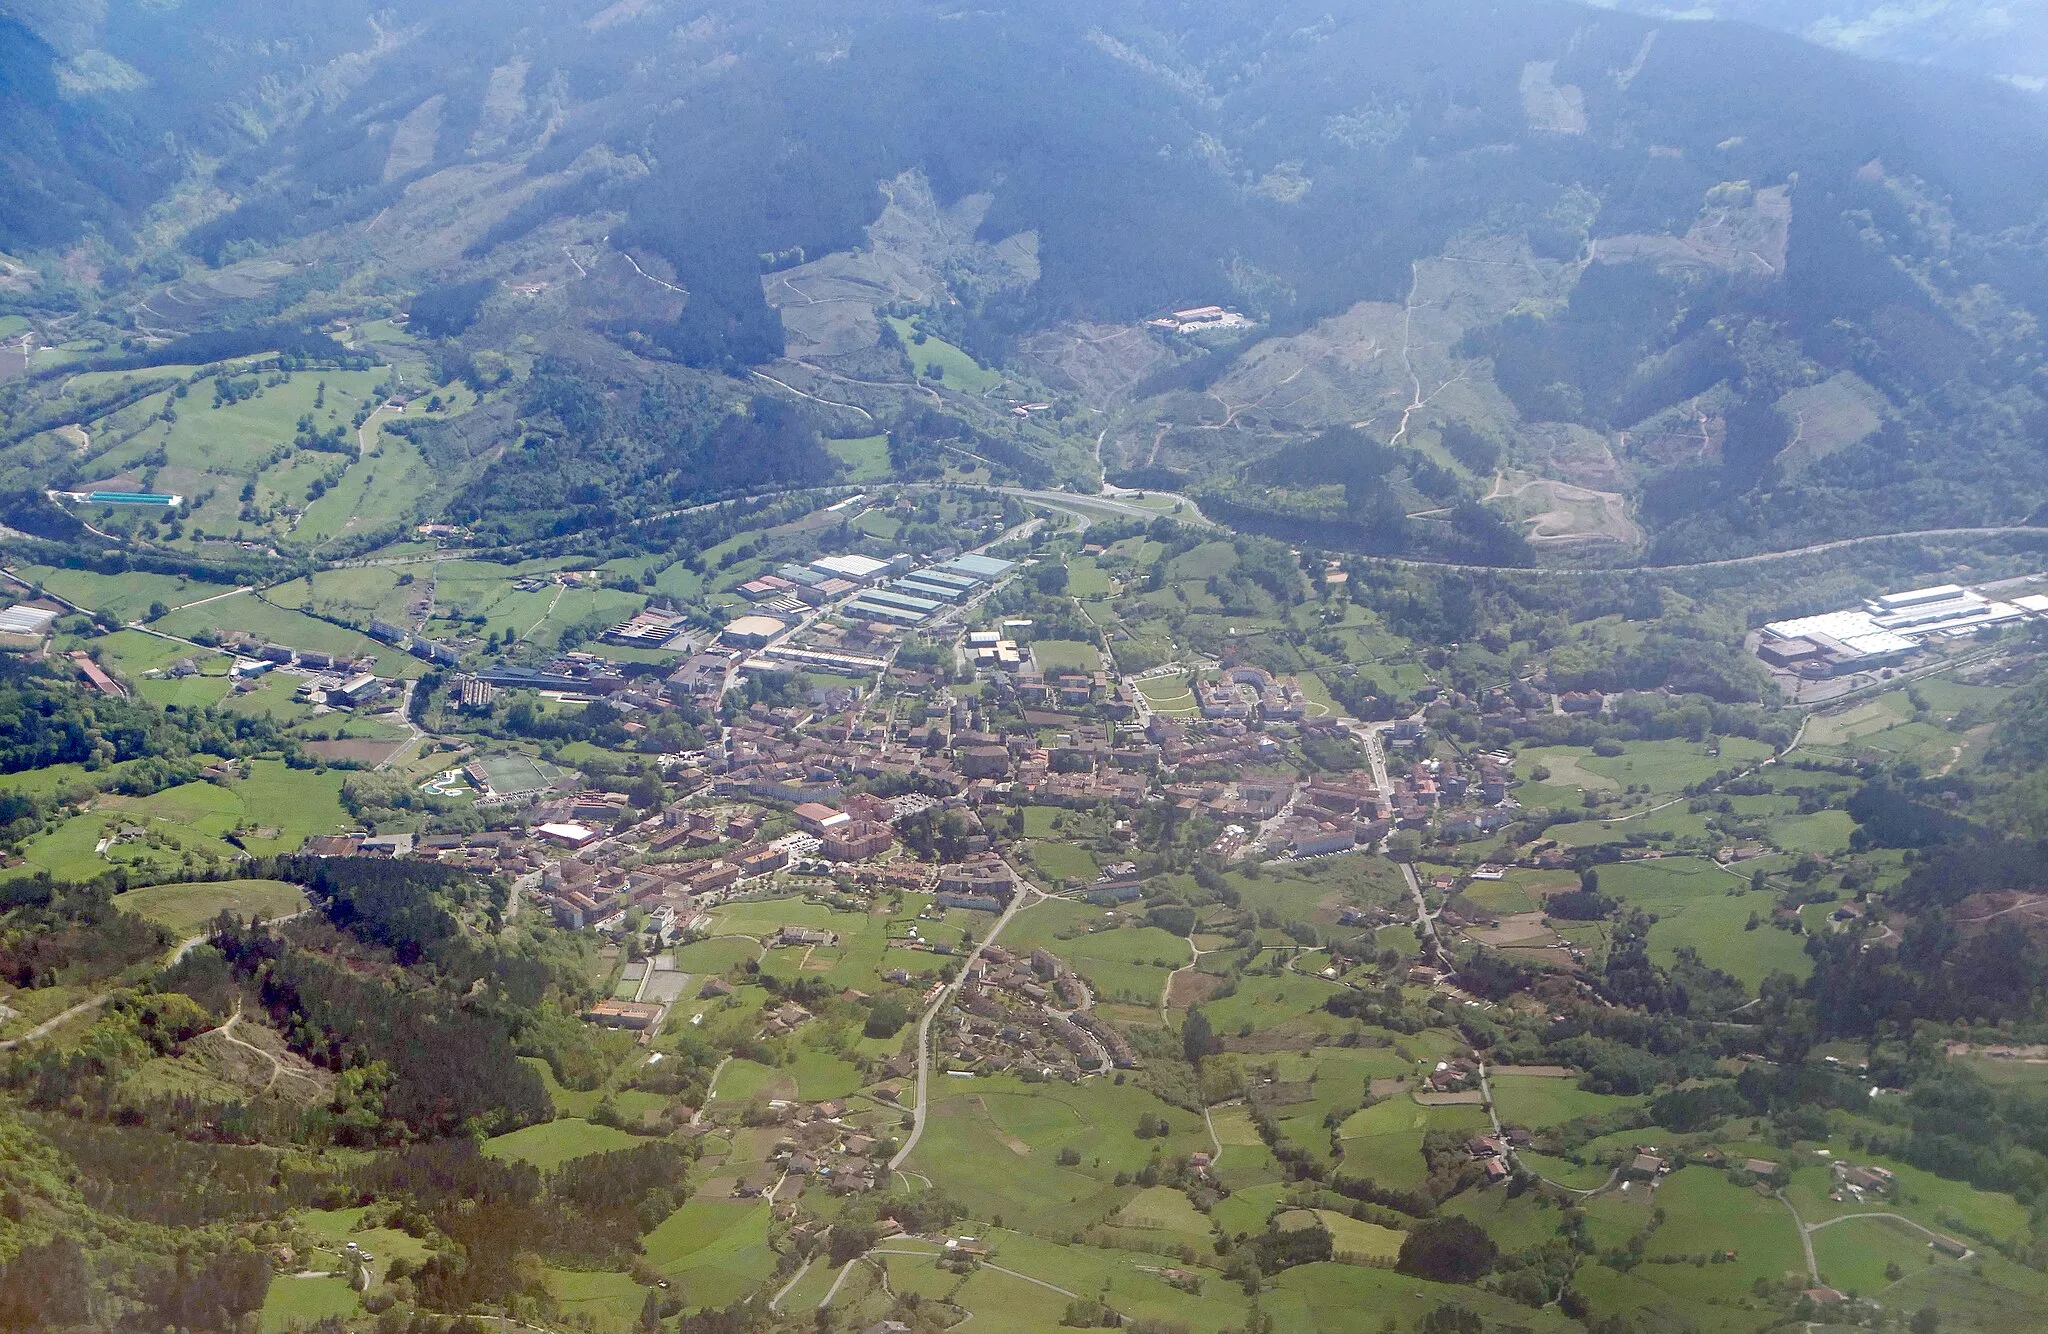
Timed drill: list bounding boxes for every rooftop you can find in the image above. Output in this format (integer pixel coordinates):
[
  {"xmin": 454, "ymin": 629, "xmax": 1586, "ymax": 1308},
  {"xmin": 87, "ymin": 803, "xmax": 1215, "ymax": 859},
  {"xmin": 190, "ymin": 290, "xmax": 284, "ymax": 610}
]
[
  {"xmin": 937, "ymin": 553, "xmax": 1014, "ymax": 581},
  {"xmin": 812, "ymin": 553, "xmax": 893, "ymax": 581}
]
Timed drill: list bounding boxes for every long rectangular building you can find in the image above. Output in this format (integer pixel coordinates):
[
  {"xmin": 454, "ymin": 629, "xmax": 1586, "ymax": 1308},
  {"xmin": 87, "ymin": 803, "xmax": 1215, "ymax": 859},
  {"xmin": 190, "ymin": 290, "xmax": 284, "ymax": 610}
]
[
  {"xmin": 894, "ymin": 577, "xmax": 972, "ymax": 604},
  {"xmin": 850, "ymin": 588, "xmax": 941, "ymax": 619},
  {"xmin": 846, "ymin": 599, "xmax": 928, "ymax": 625},
  {"xmin": 934, "ymin": 554, "xmax": 1014, "ymax": 583}
]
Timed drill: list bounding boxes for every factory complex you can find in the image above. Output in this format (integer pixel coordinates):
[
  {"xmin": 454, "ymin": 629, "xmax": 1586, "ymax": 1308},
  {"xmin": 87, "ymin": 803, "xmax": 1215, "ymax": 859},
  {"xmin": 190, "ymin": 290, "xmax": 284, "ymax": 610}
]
[{"xmin": 1757, "ymin": 583, "xmax": 2048, "ymax": 676}]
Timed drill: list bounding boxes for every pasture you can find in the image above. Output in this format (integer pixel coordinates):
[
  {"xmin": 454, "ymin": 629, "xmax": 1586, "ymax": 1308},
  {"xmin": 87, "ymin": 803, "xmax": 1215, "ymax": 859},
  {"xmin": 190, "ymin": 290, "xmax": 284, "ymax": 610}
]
[
  {"xmin": 1488, "ymin": 1073, "xmax": 1639, "ymax": 1130},
  {"xmin": 482, "ymin": 1118, "xmax": 644, "ymax": 1169},
  {"xmin": 641, "ymin": 1200, "xmax": 779, "ymax": 1307},
  {"xmin": 116, "ymin": 879, "xmax": 306, "ymax": 937},
  {"xmin": 907, "ymin": 1077, "xmax": 1209, "ymax": 1233},
  {"xmin": 887, "ymin": 317, "xmax": 1003, "ymax": 394},
  {"xmin": 1593, "ymin": 856, "xmax": 1812, "ymax": 988},
  {"xmin": 1313, "ymin": 1209, "xmax": 1406, "ymax": 1260},
  {"xmin": 544, "ymin": 1268, "xmax": 644, "ymax": 1332},
  {"xmin": 1, "ymin": 760, "xmax": 347, "ymax": 883},
  {"xmin": 826, "ymin": 435, "xmax": 892, "ymax": 481},
  {"xmin": 259, "ymin": 1276, "xmax": 359, "ymax": 1333},
  {"xmin": 1032, "ymin": 638, "xmax": 1102, "ymax": 671},
  {"xmin": 1001, "ymin": 904, "xmax": 1187, "ymax": 1005},
  {"xmin": 154, "ymin": 596, "xmax": 427, "ymax": 677}
]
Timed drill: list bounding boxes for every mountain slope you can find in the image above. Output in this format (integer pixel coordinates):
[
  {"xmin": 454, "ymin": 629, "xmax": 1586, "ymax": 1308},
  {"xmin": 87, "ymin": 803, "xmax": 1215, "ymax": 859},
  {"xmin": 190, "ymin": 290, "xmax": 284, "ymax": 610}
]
[{"xmin": 6, "ymin": 1, "xmax": 2048, "ymax": 562}]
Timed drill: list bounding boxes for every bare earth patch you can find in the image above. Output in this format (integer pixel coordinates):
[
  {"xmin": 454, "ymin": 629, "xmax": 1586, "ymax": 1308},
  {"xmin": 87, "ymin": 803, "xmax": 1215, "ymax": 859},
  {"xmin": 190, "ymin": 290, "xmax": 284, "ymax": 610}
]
[
  {"xmin": 1167, "ymin": 969, "xmax": 1226, "ymax": 1009},
  {"xmin": 1467, "ymin": 912, "xmax": 1557, "ymax": 948}
]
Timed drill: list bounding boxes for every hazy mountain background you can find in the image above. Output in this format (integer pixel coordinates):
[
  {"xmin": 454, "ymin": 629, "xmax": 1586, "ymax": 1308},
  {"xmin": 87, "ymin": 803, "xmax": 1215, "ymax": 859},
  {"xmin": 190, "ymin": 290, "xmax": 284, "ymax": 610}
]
[
  {"xmin": 8, "ymin": 0, "xmax": 2048, "ymax": 563},
  {"xmin": 1602, "ymin": 0, "xmax": 2048, "ymax": 89}
]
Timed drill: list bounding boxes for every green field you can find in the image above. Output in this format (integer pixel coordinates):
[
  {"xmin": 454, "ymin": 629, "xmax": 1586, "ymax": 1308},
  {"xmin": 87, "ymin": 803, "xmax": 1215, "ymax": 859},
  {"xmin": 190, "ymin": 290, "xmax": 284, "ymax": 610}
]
[
  {"xmin": 1768, "ymin": 809, "xmax": 1857, "ymax": 855},
  {"xmin": 18, "ymin": 566, "xmax": 214, "ymax": 622},
  {"xmin": 294, "ymin": 433, "xmax": 435, "ymax": 549},
  {"xmin": 1337, "ymin": 1098, "xmax": 1491, "ymax": 1189},
  {"xmin": 1, "ymin": 760, "xmax": 348, "ymax": 884},
  {"xmin": 1312, "ymin": 1209, "xmax": 1406, "ymax": 1260},
  {"xmin": 1032, "ymin": 638, "xmax": 1101, "ymax": 672},
  {"xmin": 826, "ymin": 435, "xmax": 892, "ymax": 482},
  {"xmin": 1137, "ymin": 673, "xmax": 1198, "ymax": 715},
  {"xmin": 1025, "ymin": 839, "xmax": 1101, "ymax": 884},
  {"xmin": 906, "ymin": 1077, "xmax": 1211, "ymax": 1233},
  {"xmin": 1488, "ymin": 1074, "xmax": 1639, "ymax": 1130},
  {"xmin": 545, "ymin": 1267, "xmax": 646, "ymax": 1332},
  {"xmin": 642, "ymin": 1200, "xmax": 779, "ymax": 1307},
  {"xmin": 1592, "ymin": 857, "xmax": 1812, "ymax": 989},
  {"xmin": 1576, "ymin": 1166, "xmax": 1807, "ymax": 1320},
  {"xmin": 1580, "ymin": 736, "xmax": 1775, "ymax": 793},
  {"xmin": 116, "ymin": 879, "xmax": 306, "ymax": 937},
  {"xmin": 1811, "ymin": 1215, "xmax": 1954, "ymax": 1297},
  {"xmin": 1002, "ymin": 903, "xmax": 1187, "ymax": 1005},
  {"xmin": 259, "ymin": 1276, "xmax": 359, "ymax": 1333},
  {"xmin": 482, "ymin": 1118, "xmax": 644, "ymax": 1169},
  {"xmin": 153, "ymin": 596, "xmax": 427, "ymax": 677},
  {"xmin": 88, "ymin": 628, "xmax": 216, "ymax": 677},
  {"xmin": 1114, "ymin": 1185, "xmax": 1215, "ymax": 1239},
  {"xmin": 887, "ymin": 318, "xmax": 1003, "ymax": 394},
  {"xmin": 1066, "ymin": 557, "xmax": 1115, "ymax": 598}
]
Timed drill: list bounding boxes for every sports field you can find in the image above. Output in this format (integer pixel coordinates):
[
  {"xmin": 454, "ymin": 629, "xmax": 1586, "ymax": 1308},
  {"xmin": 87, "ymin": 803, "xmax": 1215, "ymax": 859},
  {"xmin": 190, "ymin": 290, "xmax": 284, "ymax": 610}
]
[{"xmin": 474, "ymin": 753, "xmax": 573, "ymax": 796}]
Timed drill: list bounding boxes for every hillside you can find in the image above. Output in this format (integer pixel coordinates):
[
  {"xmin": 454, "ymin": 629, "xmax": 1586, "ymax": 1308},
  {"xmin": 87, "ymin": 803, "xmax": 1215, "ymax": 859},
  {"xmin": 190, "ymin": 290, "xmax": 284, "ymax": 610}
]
[
  {"xmin": 2, "ymin": 2, "xmax": 2048, "ymax": 568},
  {"xmin": 19, "ymin": 6, "xmax": 2048, "ymax": 1334}
]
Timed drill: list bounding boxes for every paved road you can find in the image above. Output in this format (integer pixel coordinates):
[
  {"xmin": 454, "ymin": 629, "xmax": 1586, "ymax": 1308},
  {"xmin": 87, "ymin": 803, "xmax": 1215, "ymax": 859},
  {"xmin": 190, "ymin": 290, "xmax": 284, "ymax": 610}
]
[
  {"xmin": 828, "ymin": 1247, "xmax": 1081, "ymax": 1307},
  {"xmin": 1778, "ymin": 1190, "xmax": 1821, "ymax": 1285},
  {"xmin": 1360, "ymin": 524, "xmax": 2048, "ymax": 575},
  {"xmin": 888, "ymin": 878, "xmax": 1036, "ymax": 1172},
  {"xmin": 377, "ymin": 679, "xmax": 428, "ymax": 772},
  {"xmin": 767, "ymin": 1257, "xmax": 813, "ymax": 1310},
  {"xmin": 1357, "ymin": 717, "xmax": 1450, "ymax": 970}
]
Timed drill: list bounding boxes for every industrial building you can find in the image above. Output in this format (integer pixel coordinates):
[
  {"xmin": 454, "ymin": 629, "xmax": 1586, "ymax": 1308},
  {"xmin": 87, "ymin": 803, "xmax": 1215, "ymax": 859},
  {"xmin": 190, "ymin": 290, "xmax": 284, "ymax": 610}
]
[
  {"xmin": 844, "ymin": 587, "xmax": 942, "ymax": 625},
  {"xmin": 1758, "ymin": 582, "xmax": 2038, "ymax": 675},
  {"xmin": 721, "ymin": 614, "xmax": 789, "ymax": 649},
  {"xmin": 331, "ymin": 673, "xmax": 385, "ymax": 706},
  {"xmin": 809, "ymin": 553, "xmax": 903, "ymax": 585}
]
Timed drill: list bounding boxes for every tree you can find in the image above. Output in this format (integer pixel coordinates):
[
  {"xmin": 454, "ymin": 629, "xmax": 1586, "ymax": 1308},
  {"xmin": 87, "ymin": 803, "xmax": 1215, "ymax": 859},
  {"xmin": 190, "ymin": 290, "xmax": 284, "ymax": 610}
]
[
  {"xmin": 864, "ymin": 997, "xmax": 912, "ymax": 1039},
  {"xmin": 628, "ymin": 771, "xmax": 666, "ymax": 810},
  {"xmin": 1420, "ymin": 1305, "xmax": 1482, "ymax": 1334},
  {"xmin": 640, "ymin": 1287, "xmax": 664, "ymax": 1332},
  {"xmin": 1182, "ymin": 1008, "xmax": 1218, "ymax": 1066},
  {"xmin": 1912, "ymin": 1305, "xmax": 1941, "ymax": 1334},
  {"xmin": 1395, "ymin": 1216, "xmax": 1498, "ymax": 1284}
]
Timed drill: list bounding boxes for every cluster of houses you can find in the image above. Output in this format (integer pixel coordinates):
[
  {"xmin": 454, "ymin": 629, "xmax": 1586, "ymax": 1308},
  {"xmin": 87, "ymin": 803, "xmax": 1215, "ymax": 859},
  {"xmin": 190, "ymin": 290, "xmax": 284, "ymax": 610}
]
[
  {"xmin": 755, "ymin": 1098, "xmax": 889, "ymax": 1197},
  {"xmin": 1464, "ymin": 1130, "xmax": 1529, "ymax": 1185},
  {"xmin": 539, "ymin": 802, "xmax": 792, "ymax": 931},
  {"xmin": 948, "ymin": 942, "xmax": 1136, "ymax": 1079}
]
